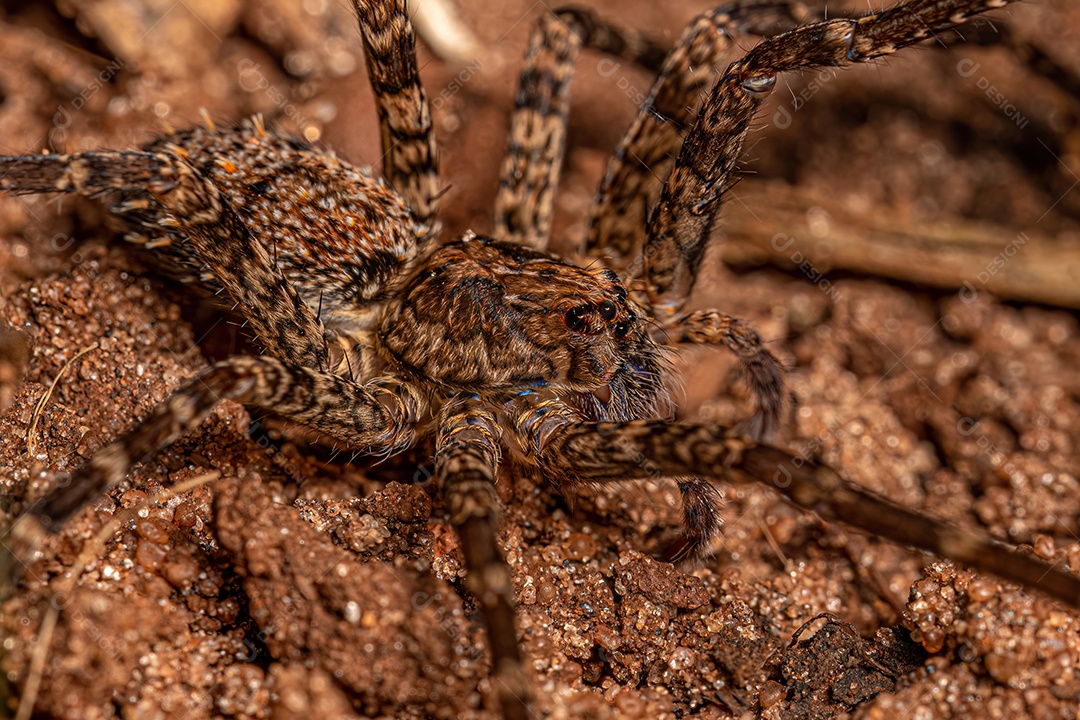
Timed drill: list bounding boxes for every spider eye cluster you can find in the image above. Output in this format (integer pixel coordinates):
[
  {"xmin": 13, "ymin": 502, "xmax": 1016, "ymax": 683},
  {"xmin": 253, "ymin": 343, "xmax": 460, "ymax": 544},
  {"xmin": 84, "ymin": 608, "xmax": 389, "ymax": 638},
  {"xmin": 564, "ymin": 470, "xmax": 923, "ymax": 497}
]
[{"xmin": 563, "ymin": 301, "xmax": 633, "ymax": 337}]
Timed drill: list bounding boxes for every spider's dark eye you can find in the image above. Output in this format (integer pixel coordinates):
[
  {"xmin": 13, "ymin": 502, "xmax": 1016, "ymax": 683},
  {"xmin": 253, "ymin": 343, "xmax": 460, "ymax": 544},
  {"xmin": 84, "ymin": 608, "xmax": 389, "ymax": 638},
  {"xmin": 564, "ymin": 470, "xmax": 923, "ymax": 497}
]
[
  {"xmin": 599, "ymin": 300, "xmax": 617, "ymax": 322},
  {"xmin": 613, "ymin": 321, "xmax": 631, "ymax": 338},
  {"xmin": 249, "ymin": 179, "xmax": 272, "ymax": 195},
  {"xmin": 564, "ymin": 305, "xmax": 590, "ymax": 332}
]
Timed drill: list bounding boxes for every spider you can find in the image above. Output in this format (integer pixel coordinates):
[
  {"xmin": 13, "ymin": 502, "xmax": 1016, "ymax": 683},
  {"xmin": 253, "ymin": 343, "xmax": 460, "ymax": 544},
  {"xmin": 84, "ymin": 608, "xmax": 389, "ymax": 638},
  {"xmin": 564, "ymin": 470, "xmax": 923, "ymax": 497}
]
[{"xmin": 3, "ymin": 0, "xmax": 1079, "ymax": 718}]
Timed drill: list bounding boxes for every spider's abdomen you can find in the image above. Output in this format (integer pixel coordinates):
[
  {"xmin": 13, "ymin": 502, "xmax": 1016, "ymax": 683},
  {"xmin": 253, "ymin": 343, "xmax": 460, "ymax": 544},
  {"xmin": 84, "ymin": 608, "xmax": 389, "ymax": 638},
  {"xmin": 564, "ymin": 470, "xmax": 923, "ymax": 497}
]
[
  {"xmin": 120, "ymin": 119, "xmax": 426, "ymax": 325},
  {"xmin": 379, "ymin": 234, "xmax": 668, "ymax": 419}
]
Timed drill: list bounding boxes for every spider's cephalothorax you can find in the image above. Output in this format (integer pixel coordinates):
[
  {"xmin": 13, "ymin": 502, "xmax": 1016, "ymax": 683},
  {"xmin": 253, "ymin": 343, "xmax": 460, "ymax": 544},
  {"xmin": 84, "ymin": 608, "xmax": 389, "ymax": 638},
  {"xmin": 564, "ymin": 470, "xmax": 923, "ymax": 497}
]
[
  {"xmin": 4, "ymin": 1, "xmax": 1080, "ymax": 719},
  {"xmin": 381, "ymin": 234, "xmax": 670, "ymax": 422}
]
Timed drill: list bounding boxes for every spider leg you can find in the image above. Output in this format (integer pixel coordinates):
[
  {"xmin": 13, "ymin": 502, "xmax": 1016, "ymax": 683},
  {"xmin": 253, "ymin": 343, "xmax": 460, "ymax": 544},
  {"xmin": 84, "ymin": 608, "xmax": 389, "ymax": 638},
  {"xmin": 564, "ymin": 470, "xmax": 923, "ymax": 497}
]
[
  {"xmin": 493, "ymin": 8, "xmax": 669, "ymax": 250},
  {"xmin": 0, "ymin": 323, "xmax": 31, "ymax": 415},
  {"xmin": 529, "ymin": 418, "xmax": 1080, "ymax": 608},
  {"xmin": 642, "ymin": 0, "xmax": 1021, "ymax": 315},
  {"xmin": 353, "ymin": 0, "xmax": 440, "ymax": 237},
  {"xmin": 0, "ymin": 150, "xmax": 331, "ymax": 371},
  {"xmin": 658, "ymin": 309, "xmax": 786, "ymax": 439},
  {"xmin": 434, "ymin": 396, "xmax": 529, "ymax": 720},
  {"xmin": 509, "ymin": 395, "xmax": 722, "ymax": 559},
  {"xmin": 7, "ymin": 356, "xmax": 423, "ymax": 569},
  {"xmin": 667, "ymin": 477, "xmax": 726, "ymax": 560},
  {"xmin": 585, "ymin": 2, "xmax": 809, "ymax": 267}
]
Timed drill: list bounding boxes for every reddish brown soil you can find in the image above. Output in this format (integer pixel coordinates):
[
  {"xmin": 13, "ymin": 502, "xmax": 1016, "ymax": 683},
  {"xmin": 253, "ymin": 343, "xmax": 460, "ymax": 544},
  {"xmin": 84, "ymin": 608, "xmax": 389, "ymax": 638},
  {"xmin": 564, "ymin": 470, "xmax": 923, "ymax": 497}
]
[{"xmin": 2, "ymin": 1, "xmax": 1080, "ymax": 719}]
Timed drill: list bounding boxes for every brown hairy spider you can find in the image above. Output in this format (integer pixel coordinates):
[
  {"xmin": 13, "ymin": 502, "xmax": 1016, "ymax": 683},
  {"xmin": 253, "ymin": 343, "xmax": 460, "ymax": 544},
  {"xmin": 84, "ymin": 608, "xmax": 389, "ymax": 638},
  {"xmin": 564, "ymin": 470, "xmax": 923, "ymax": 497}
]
[{"xmin": 3, "ymin": 0, "xmax": 1079, "ymax": 717}]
